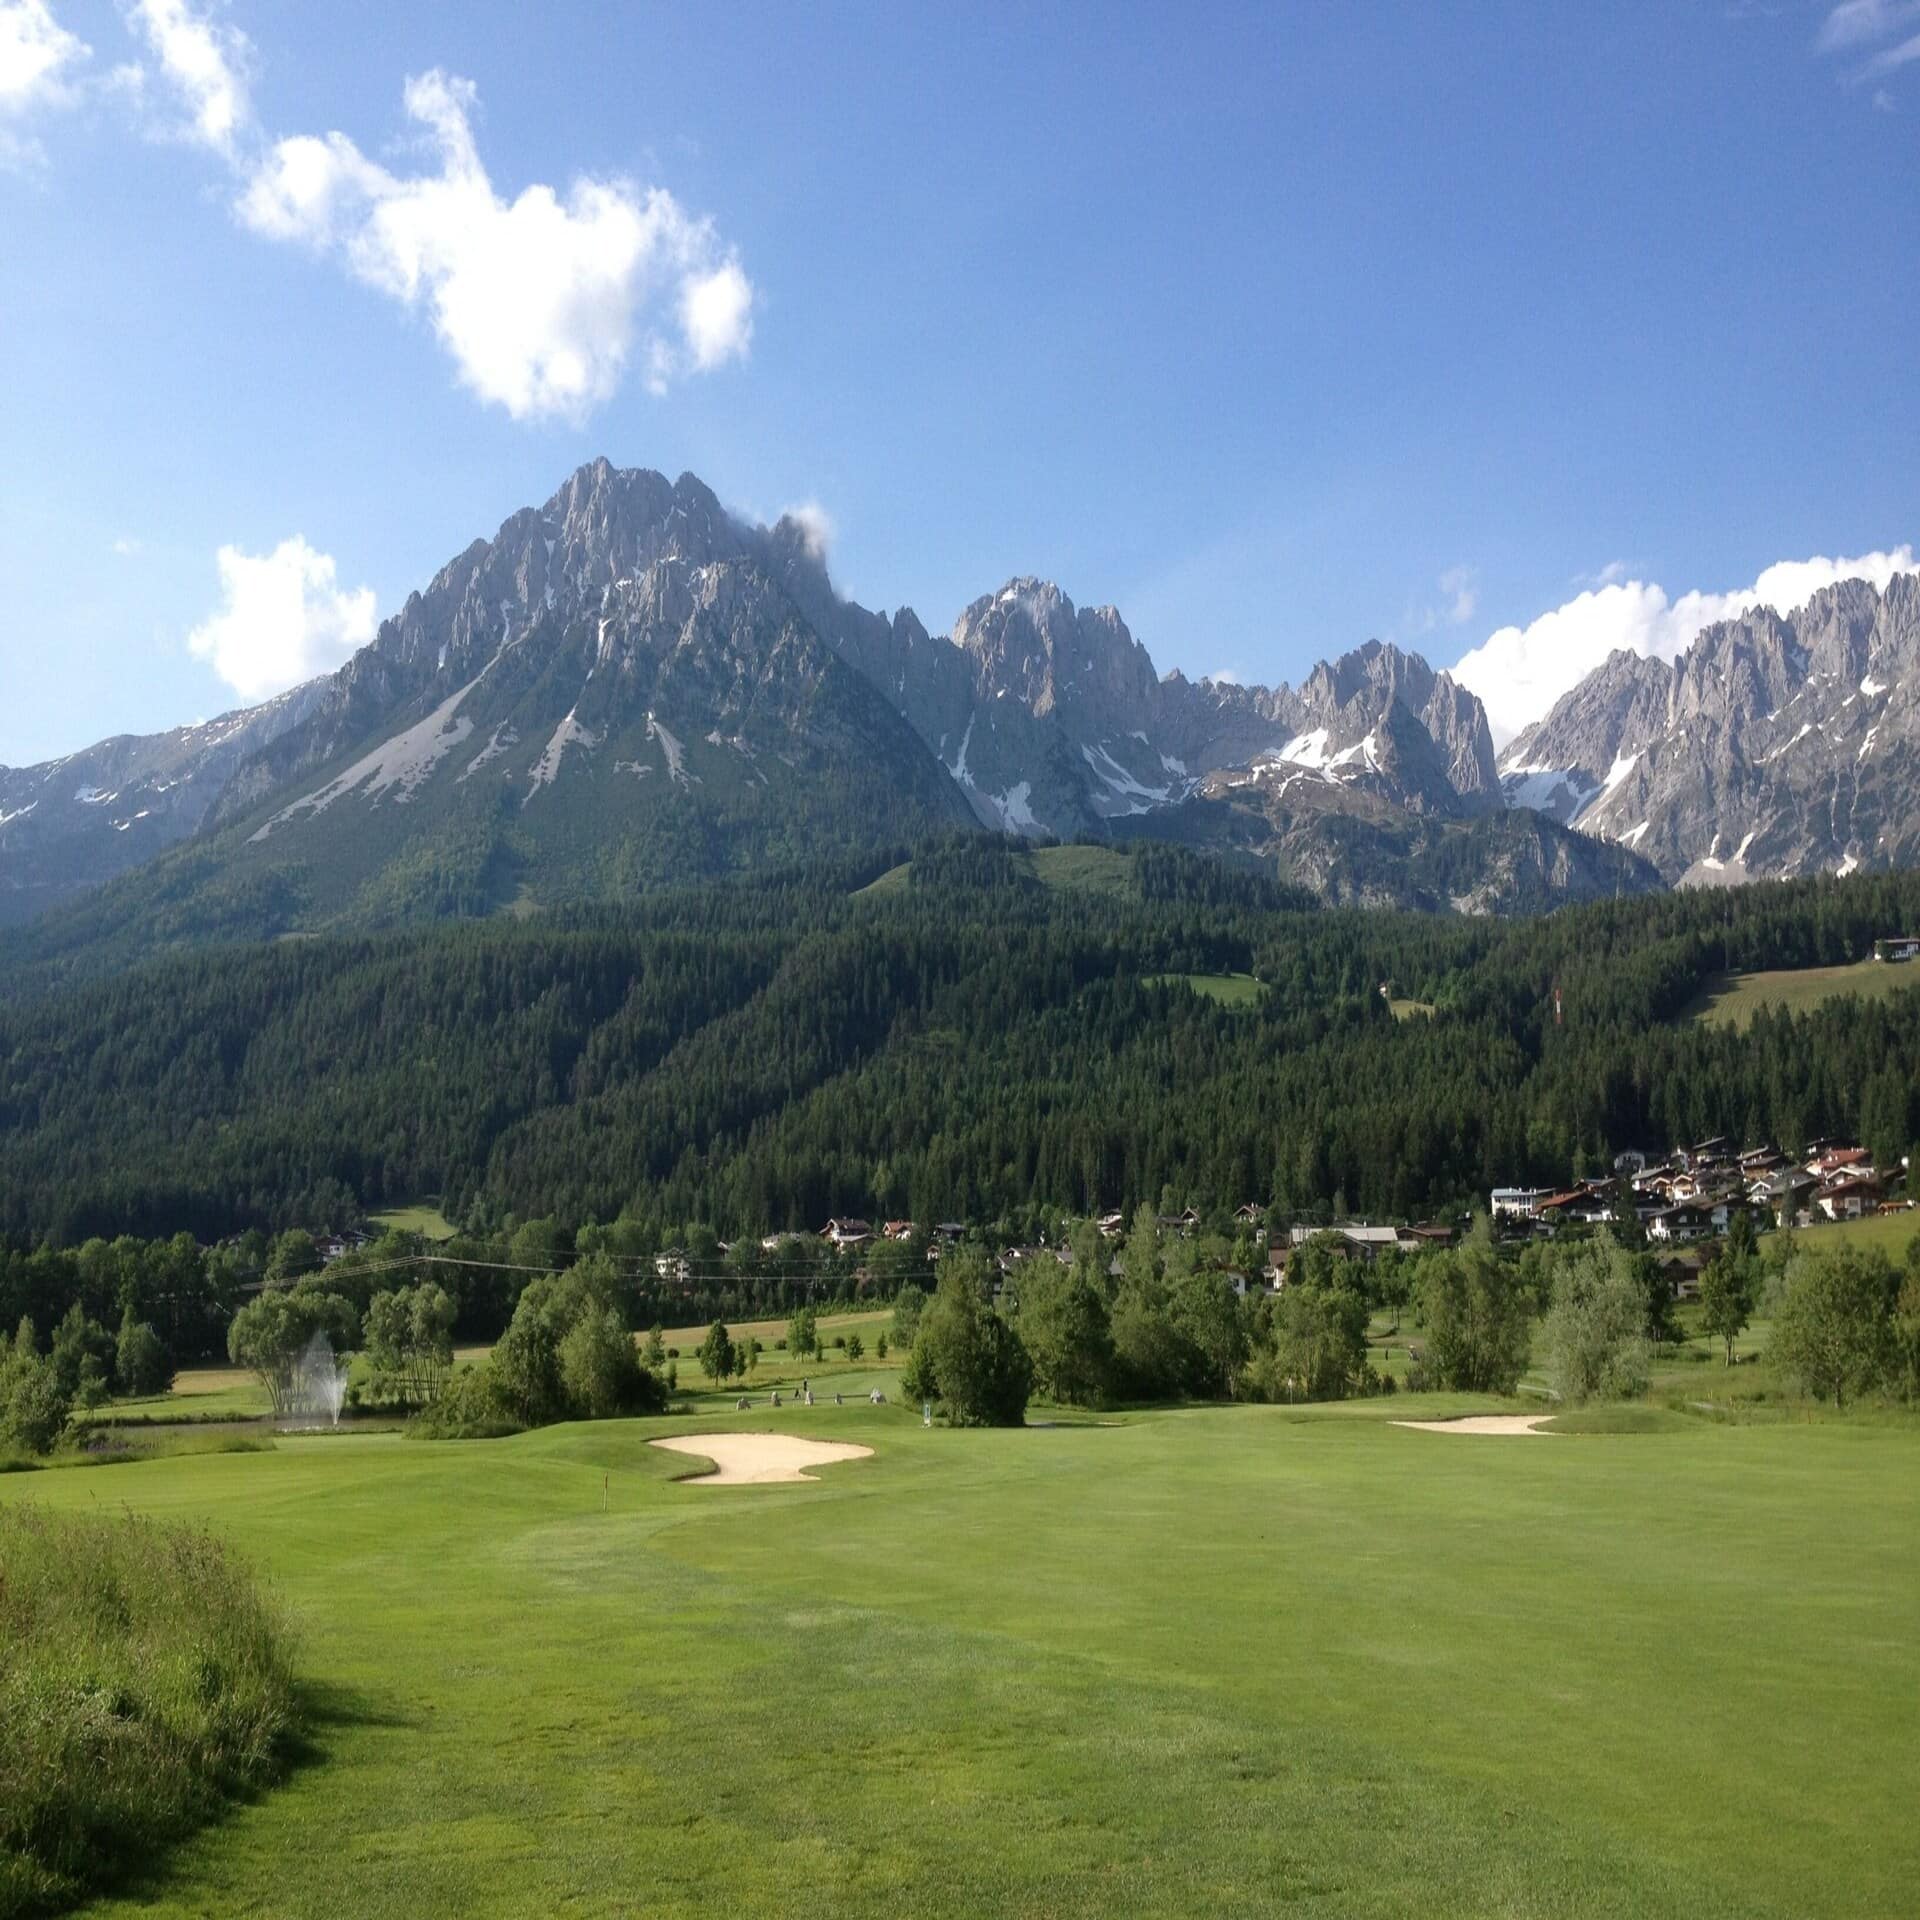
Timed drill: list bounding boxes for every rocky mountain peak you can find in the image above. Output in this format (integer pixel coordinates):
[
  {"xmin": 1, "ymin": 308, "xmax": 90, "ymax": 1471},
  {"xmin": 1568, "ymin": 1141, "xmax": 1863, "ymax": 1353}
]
[{"xmin": 1500, "ymin": 570, "xmax": 1920, "ymax": 881}]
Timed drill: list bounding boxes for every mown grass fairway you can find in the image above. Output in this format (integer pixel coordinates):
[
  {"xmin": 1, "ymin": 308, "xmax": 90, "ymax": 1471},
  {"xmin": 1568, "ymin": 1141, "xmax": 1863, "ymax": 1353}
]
[
  {"xmin": 1689, "ymin": 959, "xmax": 1920, "ymax": 1028},
  {"xmin": 5, "ymin": 1399, "xmax": 1916, "ymax": 1918}
]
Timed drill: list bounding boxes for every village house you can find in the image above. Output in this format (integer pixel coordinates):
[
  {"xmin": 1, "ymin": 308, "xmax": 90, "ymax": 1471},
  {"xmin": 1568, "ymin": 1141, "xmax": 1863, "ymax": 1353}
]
[
  {"xmin": 820, "ymin": 1217, "xmax": 873, "ymax": 1249},
  {"xmin": 1678, "ymin": 1136, "xmax": 1734, "ymax": 1172},
  {"xmin": 1233, "ymin": 1202, "xmax": 1267, "ymax": 1227},
  {"xmin": 1096, "ymin": 1210, "xmax": 1126, "ymax": 1235},
  {"xmin": 1537, "ymin": 1182, "xmax": 1619, "ymax": 1227},
  {"xmin": 1872, "ymin": 935, "xmax": 1920, "ymax": 963},
  {"xmin": 1287, "ymin": 1223, "xmax": 1403, "ymax": 1259},
  {"xmin": 1749, "ymin": 1166, "xmax": 1817, "ymax": 1212},
  {"xmin": 882, "ymin": 1219, "xmax": 916, "ymax": 1242},
  {"xmin": 1807, "ymin": 1146, "xmax": 1870, "ymax": 1182},
  {"xmin": 1816, "ymin": 1174, "xmax": 1882, "ymax": 1222},
  {"xmin": 1646, "ymin": 1204, "xmax": 1709, "ymax": 1244},
  {"xmin": 1490, "ymin": 1186, "xmax": 1552, "ymax": 1220},
  {"xmin": 654, "ymin": 1248, "xmax": 689, "ymax": 1283}
]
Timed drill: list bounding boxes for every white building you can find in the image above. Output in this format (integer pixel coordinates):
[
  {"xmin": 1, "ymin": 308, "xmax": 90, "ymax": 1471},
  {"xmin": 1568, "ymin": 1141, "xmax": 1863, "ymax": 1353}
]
[{"xmin": 1490, "ymin": 1187, "xmax": 1552, "ymax": 1220}]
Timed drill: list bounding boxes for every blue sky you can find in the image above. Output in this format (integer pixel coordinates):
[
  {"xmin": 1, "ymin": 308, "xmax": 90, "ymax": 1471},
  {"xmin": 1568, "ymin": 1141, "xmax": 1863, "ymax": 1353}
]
[{"xmin": 1, "ymin": 0, "xmax": 1916, "ymax": 764}]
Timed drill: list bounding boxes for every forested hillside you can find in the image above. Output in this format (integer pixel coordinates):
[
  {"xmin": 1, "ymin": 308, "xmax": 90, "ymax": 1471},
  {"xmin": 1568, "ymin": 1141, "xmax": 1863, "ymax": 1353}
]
[{"xmin": 3, "ymin": 838, "xmax": 1919, "ymax": 1244}]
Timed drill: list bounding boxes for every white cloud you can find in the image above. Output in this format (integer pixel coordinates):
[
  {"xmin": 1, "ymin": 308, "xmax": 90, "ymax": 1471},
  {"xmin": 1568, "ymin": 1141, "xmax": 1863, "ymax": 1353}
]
[
  {"xmin": 1437, "ymin": 564, "xmax": 1478, "ymax": 626},
  {"xmin": 187, "ymin": 536, "xmax": 377, "ymax": 699},
  {"xmin": 237, "ymin": 69, "xmax": 754, "ymax": 421},
  {"xmin": 1206, "ymin": 666, "xmax": 1243, "ymax": 686},
  {"xmin": 1403, "ymin": 564, "xmax": 1478, "ymax": 637},
  {"xmin": 1816, "ymin": 1, "xmax": 1920, "ymax": 89},
  {"xmin": 1864, "ymin": 29, "xmax": 1920, "ymax": 72},
  {"xmin": 110, "ymin": 534, "xmax": 145, "ymax": 556},
  {"xmin": 1817, "ymin": 1, "xmax": 1920, "ymax": 51},
  {"xmin": 780, "ymin": 499, "xmax": 835, "ymax": 562},
  {"xmin": 0, "ymin": 0, "xmax": 86, "ymax": 112},
  {"xmin": 1452, "ymin": 545, "xmax": 1917, "ymax": 746},
  {"xmin": 681, "ymin": 259, "xmax": 753, "ymax": 370},
  {"xmin": 0, "ymin": 0, "xmax": 87, "ymax": 165},
  {"xmin": 125, "ymin": 0, "xmax": 251, "ymax": 156}
]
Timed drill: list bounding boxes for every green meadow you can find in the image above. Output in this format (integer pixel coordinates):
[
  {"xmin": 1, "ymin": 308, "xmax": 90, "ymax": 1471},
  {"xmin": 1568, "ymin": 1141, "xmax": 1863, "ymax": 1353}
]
[
  {"xmin": 366, "ymin": 1204, "xmax": 458, "ymax": 1242},
  {"xmin": 1142, "ymin": 970, "xmax": 1267, "ymax": 1007},
  {"xmin": 6, "ymin": 1389, "xmax": 1917, "ymax": 1919},
  {"xmin": 1689, "ymin": 959, "xmax": 1920, "ymax": 1028},
  {"xmin": 855, "ymin": 842, "xmax": 1137, "ymax": 899}
]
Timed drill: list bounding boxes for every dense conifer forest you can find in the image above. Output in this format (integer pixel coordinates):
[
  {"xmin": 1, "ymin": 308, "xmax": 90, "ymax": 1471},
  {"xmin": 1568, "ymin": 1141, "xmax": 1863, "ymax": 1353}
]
[{"xmin": 3, "ymin": 837, "xmax": 1919, "ymax": 1248}]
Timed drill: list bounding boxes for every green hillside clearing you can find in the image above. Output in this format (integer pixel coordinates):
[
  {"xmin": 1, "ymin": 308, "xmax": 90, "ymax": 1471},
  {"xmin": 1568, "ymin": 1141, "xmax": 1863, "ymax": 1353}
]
[{"xmin": 1691, "ymin": 959, "xmax": 1920, "ymax": 1028}]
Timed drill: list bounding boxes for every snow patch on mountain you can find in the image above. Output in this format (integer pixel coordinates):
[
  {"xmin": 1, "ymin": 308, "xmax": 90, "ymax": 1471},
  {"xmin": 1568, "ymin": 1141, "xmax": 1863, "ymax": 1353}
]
[
  {"xmin": 1080, "ymin": 742, "xmax": 1171, "ymax": 804},
  {"xmin": 526, "ymin": 709, "xmax": 600, "ymax": 799},
  {"xmin": 647, "ymin": 713, "xmax": 694, "ymax": 787},
  {"xmin": 253, "ymin": 673, "xmax": 486, "ymax": 840}
]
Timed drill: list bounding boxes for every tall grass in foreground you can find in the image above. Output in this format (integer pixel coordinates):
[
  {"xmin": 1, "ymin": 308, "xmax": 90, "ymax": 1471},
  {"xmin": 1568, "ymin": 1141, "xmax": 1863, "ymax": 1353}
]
[{"xmin": 0, "ymin": 1504, "xmax": 298, "ymax": 1918}]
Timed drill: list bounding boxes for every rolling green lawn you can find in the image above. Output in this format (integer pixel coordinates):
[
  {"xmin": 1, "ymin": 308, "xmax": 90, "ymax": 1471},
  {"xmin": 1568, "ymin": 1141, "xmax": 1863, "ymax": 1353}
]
[
  {"xmin": 6, "ymin": 1395, "xmax": 1917, "ymax": 1917},
  {"xmin": 654, "ymin": 1306, "xmax": 892, "ymax": 1357},
  {"xmin": 1774, "ymin": 1208, "xmax": 1920, "ymax": 1261},
  {"xmin": 1386, "ymin": 997, "xmax": 1436, "ymax": 1021},
  {"xmin": 1142, "ymin": 970, "xmax": 1266, "ymax": 1006},
  {"xmin": 1690, "ymin": 959, "xmax": 1920, "ymax": 1028}
]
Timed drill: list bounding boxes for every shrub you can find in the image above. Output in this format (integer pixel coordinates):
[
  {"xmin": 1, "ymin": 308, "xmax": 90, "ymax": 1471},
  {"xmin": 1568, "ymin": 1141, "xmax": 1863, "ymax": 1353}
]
[
  {"xmin": 226, "ymin": 1288, "xmax": 359, "ymax": 1418},
  {"xmin": 905, "ymin": 1250, "xmax": 1031, "ymax": 1426},
  {"xmin": 559, "ymin": 1308, "xmax": 654, "ymax": 1418},
  {"xmin": 890, "ymin": 1284, "xmax": 926, "ymax": 1346},
  {"xmin": 115, "ymin": 1311, "xmax": 173, "ymax": 1398},
  {"xmin": 407, "ymin": 1359, "xmax": 522, "ymax": 1439},
  {"xmin": 1, "ymin": 1320, "xmax": 72, "ymax": 1457},
  {"xmin": 1543, "ymin": 1238, "xmax": 1650, "ymax": 1406},
  {"xmin": 1771, "ymin": 1245, "xmax": 1898, "ymax": 1409},
  {"xmin": 0, "ymin": 1503, "xmax": 297, "ymax": 1915},
  {"xmin": 1419, "ymin": 1220, "xmax": 1532, "ymax": 1395},
  {"xmin": 1258, "ymin": 1283, "xmax": 1370, "ymax": 1402},
  {"xmin": 695, "ymin": 1320, "xmax": 735, "ymax": 1386}
]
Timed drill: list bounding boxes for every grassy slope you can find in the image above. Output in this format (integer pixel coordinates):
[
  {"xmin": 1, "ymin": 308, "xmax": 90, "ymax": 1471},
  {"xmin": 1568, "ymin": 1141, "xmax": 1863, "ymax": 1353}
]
[
  {"xmin": 1142, "ymin": 971, "xmax": 1266, "ymax": 1006},
  {"xmin": 854, "ymin": 843, "xmax": 1136, "ymax": 900},
  {"xmin": 367, "ymin": 1205, "xmax": 457, "ymax": 1242},
  {"xmin": 7, "ymin": 1402, "xmax": 1916, "ymax": 1919},
  {"xmin": 1690, "ymin": 959, "xmax": 1920, "ymax": 1029}
]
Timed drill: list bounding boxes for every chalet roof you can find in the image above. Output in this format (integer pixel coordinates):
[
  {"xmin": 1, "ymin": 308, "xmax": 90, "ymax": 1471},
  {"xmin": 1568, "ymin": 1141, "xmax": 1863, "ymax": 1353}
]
[{"xmin": 1818, "ymin": 1172, "xmax": 1882, "ymax": 1196}]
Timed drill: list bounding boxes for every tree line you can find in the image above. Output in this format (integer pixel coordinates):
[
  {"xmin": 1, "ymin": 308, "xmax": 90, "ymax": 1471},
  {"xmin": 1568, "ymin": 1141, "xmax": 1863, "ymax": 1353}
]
[{"xmin": 3, "ymin": 843, "xmax": 1920, "ymax": 1249}]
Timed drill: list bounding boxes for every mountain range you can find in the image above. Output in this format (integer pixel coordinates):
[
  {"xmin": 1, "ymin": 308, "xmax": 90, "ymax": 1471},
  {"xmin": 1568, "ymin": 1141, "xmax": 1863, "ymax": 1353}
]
[
  {"xmin": 9, "ymin": 458, "xmax": 1907, "ymax": 960},
  {"xmin": 1499, "ymin": 574, "xmax": 1920, "ymax": 884}
]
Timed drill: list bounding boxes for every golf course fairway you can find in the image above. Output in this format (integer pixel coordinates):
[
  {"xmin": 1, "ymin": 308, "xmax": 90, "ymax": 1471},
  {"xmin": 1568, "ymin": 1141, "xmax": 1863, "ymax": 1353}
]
[{"xmin": 6, "ymin": 1398, "xmax": 1915, "ymax": 1919}]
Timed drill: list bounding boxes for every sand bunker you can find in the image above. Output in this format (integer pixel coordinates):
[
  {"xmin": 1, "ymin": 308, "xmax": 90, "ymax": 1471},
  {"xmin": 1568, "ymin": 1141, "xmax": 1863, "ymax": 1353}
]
[
  {"xmin": 650, "ymin": 1433, "xmax": 875, "ymax": 1485},
  {"xmin": 1392, "ymin": 1414, "xmax": 1555, "ymax": 1436}
]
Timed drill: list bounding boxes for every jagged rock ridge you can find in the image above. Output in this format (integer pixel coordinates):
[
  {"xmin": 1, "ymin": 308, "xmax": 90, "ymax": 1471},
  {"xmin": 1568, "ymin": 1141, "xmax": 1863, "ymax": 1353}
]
[
  {"xmin": 4, "ymin": 460, "xmax": 1656, "ymax": 949},
  {"xmin": 1500, "ymin": 576, "xmax": 1920, "ymax": 884}
]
